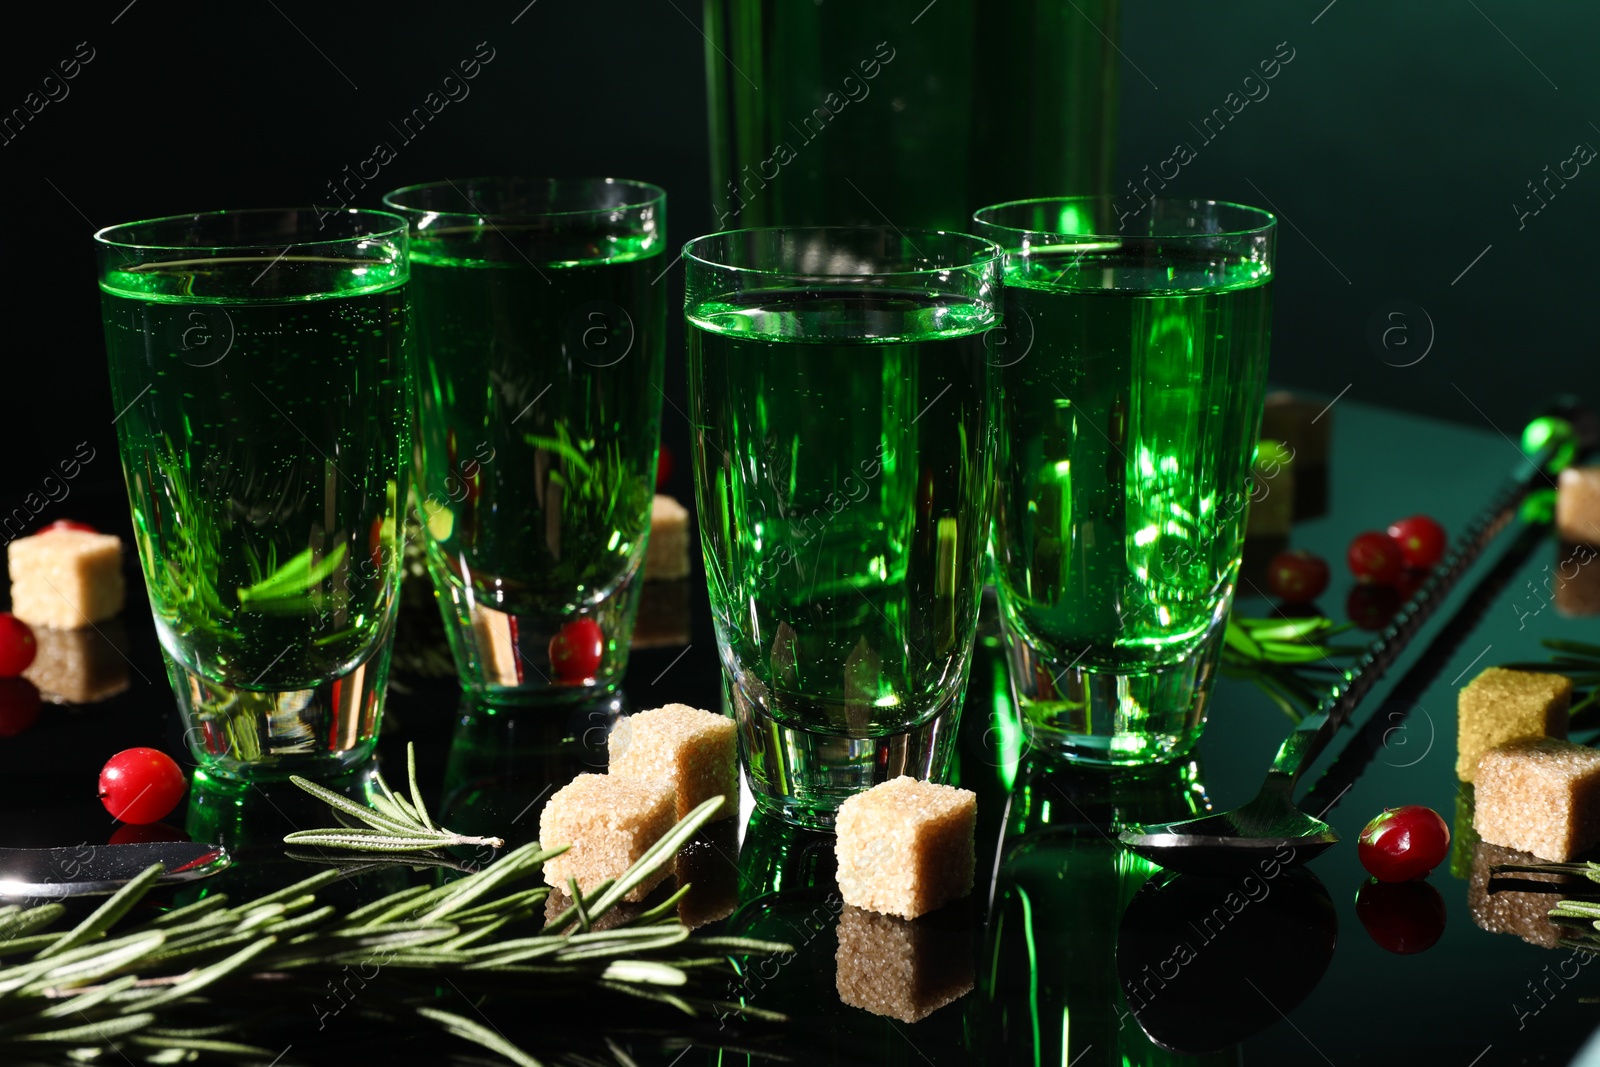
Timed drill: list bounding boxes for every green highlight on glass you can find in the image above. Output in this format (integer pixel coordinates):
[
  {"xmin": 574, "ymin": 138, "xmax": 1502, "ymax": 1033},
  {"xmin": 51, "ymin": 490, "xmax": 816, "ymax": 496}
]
[
  {"xmin": 973, "ymin": 196, "xmax": 1276, "ymax": 765},
  {"xmin": 382, "ymin": 178, "xmax": 667, "ymax": 703},
  {"xmin": 684, "ymin": 227, "xmax": 1000, "ymax": 827},
  {"xmin": 97, "ymin": 208, "xmax": 413, "ymax": 780}
]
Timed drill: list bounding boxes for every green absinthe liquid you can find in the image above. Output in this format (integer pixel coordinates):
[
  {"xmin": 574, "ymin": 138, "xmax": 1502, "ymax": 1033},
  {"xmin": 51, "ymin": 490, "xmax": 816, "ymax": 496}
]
[
  {"xmin": 994, "ymin": 249, "xmax": 1271, "ymax": 760},
  {"xmin": 408, "ymin": 233, "xmax": 664, "ymax": 691},
  {"xmin": 101, "ymin": 256, "xmax": 410, "ymax": 769},
  {"xmin": 688, "ymin": 288, "xmax": 995, "ymax": 823}
]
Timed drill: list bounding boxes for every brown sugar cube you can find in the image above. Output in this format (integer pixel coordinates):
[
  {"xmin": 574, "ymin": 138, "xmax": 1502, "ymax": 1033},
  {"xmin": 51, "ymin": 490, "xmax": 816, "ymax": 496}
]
[
  {"xmin": 8, "ymin": 530, "xmax": 125, "ymax": 629},
  {"xmin": 835, "ymin": 904, "xmax": 974, "ymax": 1022},
  {"xmin": 23, "ymin": 622, "xmax": 130, "ymax": 704},
  {"xmin": 609, "ymin": 703, "xmax": 737, "ymax": 822},
  {"xmin": 539, "ymin": 774, "xmax": 676, "ymax": 902},
  {"xmin": 1455, "ymin": 667, "xmax": 1570, "ymax": 782},
  {"xmin": 835, "ymin": 777, "xmax": 975, "ymax": 920},
  {"xmin": 1557, "ymin": 467, "xmax": 1600, "ymax": 545},
  {"xmin": 1245, "ymin": 439, "xmax": 1295, "ymax": 538},
  {"xmin": 1556, "ymin": 541, "xmax": 1600, "ymax": 618},
  {"xmin": 543, "ymin": 887, "xmax": 639, "ymax": 932},
  {"xmin": 644, "ymin": 494, "xmax": 691, "ymax": 581},
  {"xmin": 1261, "ymin": 391, "xmax": 1331, "ymax": 466},
  {"xmin": 1474, "ymin": 738, "xmax": 1600, "ymax": 861},
  {"xmin": 1467, "ymin": 840, "xmax": 1565, "ymax": 948},
  {"xmin": 468, "ymin": 603, "xmax": 520, "ymax": 686}
]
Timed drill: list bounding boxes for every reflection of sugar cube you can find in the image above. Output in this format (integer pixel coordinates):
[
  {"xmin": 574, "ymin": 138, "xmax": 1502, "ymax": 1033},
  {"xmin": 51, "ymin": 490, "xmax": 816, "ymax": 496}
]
[
  {"xmin": 835, "ymin": 904, "xmax": 974, "ymax": 1022},
  {"xmin": 609, "ymin": 703, "xmax": 737, "ymax": 822},
  {"xmin": 1475, "ymin": 738, "xmax": 1600, "ymax": 861},
  {"xmin": 1467, "ymin": 840, "xmax": 1564, "ymax": 948},
  {"xmin": 1455, "ymin": 667, "xmax": 1569, "ymax": 782},
  {"xmin": 835, "ymin": 777, "xmax": 975, "ymax": 919},
  {"xmin": 645, "ymin": 494, "xmax": 691, "ymax": 580},
  {"xmin": 539, "ymin": 774, "xmax": 676, "ymax": 901},
  {"xmin": 1245, "ymin": 439, "xmax": 1295, "ymax": 538},
  {"xmin": 24, "ymin": 622, "xmax": 130, "ymax": 704},
  {"xmin": 7, "ymin": 530, "xmax": 124, "ymax": 629},
  {"xmin": 1558, "ymin": 467, "xmax": 1600, "ymax": 545},
  {"xmin": 673, "ymin": 819, "xmax": 739, "ymax": 928}
]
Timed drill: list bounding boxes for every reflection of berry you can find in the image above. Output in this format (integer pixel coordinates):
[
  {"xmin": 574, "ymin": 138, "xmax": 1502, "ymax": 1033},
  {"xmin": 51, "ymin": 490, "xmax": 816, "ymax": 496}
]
[
  {"xmin": 1348, "ymin": 531, "xmax": 1405, "ymax": 585},
  {"xmin": 1387, "ymin": 515, "xmax": 1446, "ymax": 571},
  {"xmin": 1267, "ymin": 550, "xmax": 1330, "ymax": 604},
  {"xmin": 0, "ymin": 614, "xmax": 37, "ymax": 677},
  {"xmin": 0, "ymin": 679, "xmax": 41, "ymax": 737},
  {"xmin": 656, "ymin": 444, "xmax": 673, "ymax": 489},
  {"xmin": 98, "ymin": 748, "xmax": 187, "ymax": 825},
  {"xmin": 1358, "ymin": 805, "xmax": 1450, "ymax": 882},
  {"xmin": 1356, "ymin": 878, "xmax": 1446, "ymax": 954},
  {"xmin": 1346, "ymin": 583, "xmax": 1401, "ymax": 631},
  {"xmin": 109, "ymin": 821, "xmax": 189, "ymax": 846},
  {"xmin": 549, "ymin": 619, "xmax": 604, "ymax": 682}
]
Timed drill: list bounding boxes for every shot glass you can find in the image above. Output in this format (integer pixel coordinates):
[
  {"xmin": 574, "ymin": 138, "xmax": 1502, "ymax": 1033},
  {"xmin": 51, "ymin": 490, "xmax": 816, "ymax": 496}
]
[
  {"xmin": 684, "ymin": 227, "xmax": 1000, "ymax": 827},
  {"xmin": 96, "ymin": 208, "xmax": 413, "ymax": 780},
  {"xmin": 973, "ymin": 196, "xmax": 1276, "ymax": 765},
  {"xmin": 382, "ymin": 178, "xmax": 667, "ymax": 703}
]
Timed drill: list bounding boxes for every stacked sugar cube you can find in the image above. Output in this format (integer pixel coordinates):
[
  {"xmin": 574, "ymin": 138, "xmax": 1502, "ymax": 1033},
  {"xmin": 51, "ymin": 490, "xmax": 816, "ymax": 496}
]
[
  {"xmin": 7, "ymin": 528, "xmax": 124, "ymax": 629},
  {"xmin": 1456, "ymin": 666, "xmax": 1600, "ymax": 862},
  {"xmin": 537, "ymin": 703, "xmax": 737, "ymax": 903}
]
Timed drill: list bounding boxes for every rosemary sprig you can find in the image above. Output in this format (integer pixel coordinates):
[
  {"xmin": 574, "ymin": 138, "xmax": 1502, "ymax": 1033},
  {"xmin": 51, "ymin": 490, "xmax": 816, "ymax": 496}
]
[
  {"xmin": 0, "ymin": 795, "xmax": 789, "ymax": 1064},
  {"xmin": 1221, "ymin": 615, "xmax": 1363, "ymax": 721},
  {"xmin": 283, "ymin": 743, "xmax": 505, "ymax": 853}
]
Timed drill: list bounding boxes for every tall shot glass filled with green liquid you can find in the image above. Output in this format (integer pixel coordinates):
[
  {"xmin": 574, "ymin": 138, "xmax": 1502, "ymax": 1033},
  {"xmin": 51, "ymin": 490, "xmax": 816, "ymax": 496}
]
[
  {"xmin": 684, "ymin": 228, "xmax": 1000, "ymax": 826},
  {"xmin": 382, "ymin": 179, "xmax": 666, "ymax": 702},
  {"xmin": 96, "ymin": 209, "xmax": 413, "ymax": 780},
  {"xmin": 973, "ymin": 198, "xmax": 1276, "ymax": 765}
]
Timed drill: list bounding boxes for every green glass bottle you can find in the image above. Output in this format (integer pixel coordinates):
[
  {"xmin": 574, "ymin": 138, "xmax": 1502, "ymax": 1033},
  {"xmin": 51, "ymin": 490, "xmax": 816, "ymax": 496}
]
[{"xmin": 703, "ymin": 0, "xmax": 1120, "ymax": 230}]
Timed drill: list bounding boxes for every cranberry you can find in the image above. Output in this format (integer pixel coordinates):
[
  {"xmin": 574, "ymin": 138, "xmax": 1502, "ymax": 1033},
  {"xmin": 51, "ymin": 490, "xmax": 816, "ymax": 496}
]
[
  {"xmin": 656, "ymin": 444, "xmax": 674, "ymax": 489},
  {"xmin": 39, "ymin": 519, "xmax": 97, "ymax": 534},
  {"xmin": 1347, "ymin": 531, "xmax": 1405, "ymax": 586},
  {"xmin": 0, "ymin": 614, "xmax": 37, "ymax": 678},
  {"xmin": 1387, "ymin": 515, "xmax": 1447, "ymax": 571},
  {"xmin": 1356, "ymin": 879, "xmax": 1447, "ymax": 954},
  {"xmin": 1358, "ymin": 805, "xmax": 1450, "ymax": 882},
  {"xmin": 0, "ymin": 679, "xmax": 41, "ymax": 737},
  {"xmin": 549, "ymin": 618, "xmax": 604, "ymax": 682},
  {"xmin": 98, "ymin": 747, "xmax": 187, "ymax": 825},
  {"xmin": 1267, "ymin": 549, "xmax": 1330, "ymax": 604}
]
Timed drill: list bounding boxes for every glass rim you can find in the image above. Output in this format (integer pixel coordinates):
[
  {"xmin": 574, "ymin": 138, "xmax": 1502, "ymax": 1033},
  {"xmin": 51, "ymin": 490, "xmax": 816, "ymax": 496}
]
[
  {"xmin": 381, "ymin": 176, "xmax": 666, "ymax": 221},
  {"xmin": 93, "ymin": 207, "xmax": 408, "ymax": 252},
  {"xmin": 972, "ymin": 196, "xmax": 1276, "ymax": 240},
  {"xmin": 682, "ymin": 225, "xmax": 1001, "ymax": 279}
]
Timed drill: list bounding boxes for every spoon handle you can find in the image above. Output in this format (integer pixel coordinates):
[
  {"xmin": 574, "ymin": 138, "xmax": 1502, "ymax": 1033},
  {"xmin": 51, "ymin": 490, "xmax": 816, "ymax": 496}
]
[{"xmin": 1266, "ymin": 437, "xmax": 1565, "ymax": 788}]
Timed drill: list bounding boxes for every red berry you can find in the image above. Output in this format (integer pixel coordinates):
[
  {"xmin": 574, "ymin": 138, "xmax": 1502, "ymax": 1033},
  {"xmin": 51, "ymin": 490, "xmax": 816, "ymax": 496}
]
[
  {"xmin": 0, "ymin": 614, "xmax": 37, "ymax": 677},
  {"xmin": 369, "ymin": 516, "xmax": 386, "ymax": 572},
  {"xmin": 1267, "ymin": 549, "xmax": 1330, "ymax": 604},
  {"xmin": 656, "ymin": 445, "xmax": 673, "ymax": 490},
  {"xmin": 39, "ymin": 519, "xmax": 97, "ymax": 534},
  {"xmin": 1355, "ymin": 878, "xmax": 1446, "ymax": 954},
  {"xmin": 1346, "ymin": 583, "xmax": 1401, "ymax": 631},
  {"xmin": 1347, "ymin": 531, "xmax": 1405, "ymax": 586},
  {"xmin": 0, "ymin": 679, "xmax": 41, "ymax": 738},
  {"xmin": 549, "ymin": 618, "xmax": 604, "ymax": 682},
  {"xmin": 1387, "ymin": 515, "xmax": 1447, "ymax": 571},
  {"xmin": 1358, "ymin": 805, "xmax": 1450, "ymax": 882},
  {"xmin": 98, "ymin": 747, "xmax": 187, "ymax": 825}
]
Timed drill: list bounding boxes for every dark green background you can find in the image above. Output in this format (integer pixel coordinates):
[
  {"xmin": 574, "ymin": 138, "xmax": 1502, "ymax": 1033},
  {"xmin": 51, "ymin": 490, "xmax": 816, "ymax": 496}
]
[{"xmin": 0, "ymin": 1, "xmax": 1592, "ymax": 507}]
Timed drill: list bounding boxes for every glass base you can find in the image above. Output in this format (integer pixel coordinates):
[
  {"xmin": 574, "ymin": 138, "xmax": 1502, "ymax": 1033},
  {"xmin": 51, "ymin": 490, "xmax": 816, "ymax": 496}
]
[
  {"xmin": 1003, "ymin": 618, "xmax": 1226, "ymax": 767},
  {"xmin": 430, "ymin": 564, "xmax": 642, "ymax": 704},
  {"xmin": 726, "ymin": 674, "xmax": 962, "ymax": 830},
  {"xmin": 167, "ymin": 642, "xmax": 392, "ymax": 781}
]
